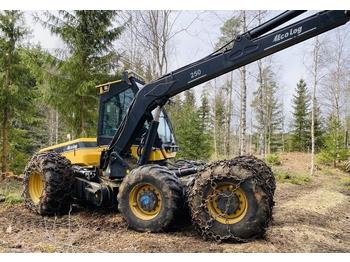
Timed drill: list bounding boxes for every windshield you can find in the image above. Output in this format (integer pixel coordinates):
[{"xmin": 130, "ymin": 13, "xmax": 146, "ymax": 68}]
[{"xmin": 100, "ymin": 83, "xmax": 175, "ymax": 146}]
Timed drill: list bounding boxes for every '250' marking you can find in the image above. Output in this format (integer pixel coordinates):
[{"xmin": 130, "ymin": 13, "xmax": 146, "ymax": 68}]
[{"xmin": 190, "ymin": 69, "xmax": 202, "ymax": 79}]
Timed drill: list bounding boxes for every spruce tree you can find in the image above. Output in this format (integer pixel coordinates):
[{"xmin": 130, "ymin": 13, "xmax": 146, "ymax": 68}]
[
  {"xmin": 251, "ymin": 66, "xmax": 283, "ymax": 154},
  {"xmin": 291, "ymin": 79, "xmax": 311, "ymax": 151},
  {"xmin": 198, "ymin": 88, "xmax": 213, "ymax": 157},
  {"xmin": 198, "ymin": 87, "xmax": 211, "ymax": 131},
  {"xmin": 318, "ymin": 115, "xmax": 348, "ymax": 167},
  {"xmin": 169, "ymin": 90, "xmax": 212, "ymax": 160},
  {"xmin": 39, "ymin": 11, "xmax": 123, "ymax": 137},
  {"xmin": 0, "ymin": 11, "xmax": 31, "ymax": 173}
]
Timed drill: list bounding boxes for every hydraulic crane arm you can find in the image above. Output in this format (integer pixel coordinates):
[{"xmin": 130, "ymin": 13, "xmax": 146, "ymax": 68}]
[{"xmin": 102, "ymin": 10, "xmax": 350, "ymax": 174}]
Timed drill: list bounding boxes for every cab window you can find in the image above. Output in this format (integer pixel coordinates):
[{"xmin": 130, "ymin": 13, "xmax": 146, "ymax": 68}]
[
  {"xmin": 101, "ymin": 88, "xmax": 134, "ymax": 137},
  {"xmin": 157, "ymin": 111, "xmax": 175, "ymax": 144}
]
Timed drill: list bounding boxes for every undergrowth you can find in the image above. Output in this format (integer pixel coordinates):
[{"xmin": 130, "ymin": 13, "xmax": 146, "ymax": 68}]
[
  {"xmin": 265, "ymin": 154, "xmax": 282, "ymax": 166},
  {"xmin": 0, "ymin": 179, "xmax": 23, "ymax": 205},
  {"xmin": 273, "ymin": 169, "xmax": 311, "ymax": 185}
]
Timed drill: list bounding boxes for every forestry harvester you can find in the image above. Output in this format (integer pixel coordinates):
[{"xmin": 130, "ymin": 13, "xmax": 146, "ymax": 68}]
[{"xmin": 23, "ymin": 10, "xmax": 349, "ymax": 241}]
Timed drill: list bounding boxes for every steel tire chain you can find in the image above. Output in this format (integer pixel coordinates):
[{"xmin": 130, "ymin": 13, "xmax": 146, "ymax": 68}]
[
  {"xmin": 186, "ymin": 155, "xmax": 275, "ymax": 242},
  {"xmin": 23, "ymin": 151, "xmax": 74, "ymax": 215}
]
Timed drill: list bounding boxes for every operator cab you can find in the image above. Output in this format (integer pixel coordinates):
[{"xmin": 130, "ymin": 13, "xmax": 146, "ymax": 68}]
[{"xmin": 96, "ymin": 71, "xmax": 177, "ymax": 160}]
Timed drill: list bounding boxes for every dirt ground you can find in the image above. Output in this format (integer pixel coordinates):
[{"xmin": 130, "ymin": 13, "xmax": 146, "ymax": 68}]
[{"xmin": 0, "ymin": 153, "xmax": 349, "ymax": 253}]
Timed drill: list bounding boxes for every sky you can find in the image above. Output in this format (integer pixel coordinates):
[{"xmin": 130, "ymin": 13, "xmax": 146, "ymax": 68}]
[{"xmin": 24, "ymin": 10, "xmax": 349, "ymax": 132}]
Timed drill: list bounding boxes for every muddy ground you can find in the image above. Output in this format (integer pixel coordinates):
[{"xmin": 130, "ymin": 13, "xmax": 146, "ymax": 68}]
[{"xmin": 0, "ymin": 153, "xmax": 349, "ymax": 253}]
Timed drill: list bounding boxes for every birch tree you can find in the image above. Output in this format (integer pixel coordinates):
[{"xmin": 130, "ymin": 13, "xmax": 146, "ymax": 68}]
[
  {"xmin": 124, "ymin": 10, "xmax": 176, "ymax": 79},
  {"xmin": 215, "ymin": 15, "xmax": 241, "ymax": 157},
  {"xmin": 239, "ymin": 10, "xmax": 247, "ymax": 155},
  {"xmin": 320, "ymin": 28, "xmax": 350, "ymax": 165},
  {"xmin": 310, "ymin": 37, "xmax": 322, "ymax": 175}
]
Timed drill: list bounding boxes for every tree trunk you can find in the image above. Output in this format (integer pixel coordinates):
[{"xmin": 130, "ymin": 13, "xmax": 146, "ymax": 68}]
[
  {"xmin": 1, "ymin": 68, "xmax": 10, "ymax": 173},
  {"xmin": 257, "ymin": 59, "xmax": 265, "ymax": 156},
  {"xmin": 226, "ymin": 72, "xmax": 233, "ymax": 157},
  {"xmin": 239, "ymin": 11, "xmax": 247, "ymax": 156},
  {"xmin": 79, "ymin": 96, "xmax": 85, "ymax": 136},
  {"xmin": 310, "ymin": 37, "xmax": 320, "ymax": 176},
  {"xmin": 1, "ymin": 108, "xmax": 9, "ymax": 173},
  {"xmin": 239, "ymin": 65, "xmax": 247, "ymax": 155},
  {"xmin": 55, "ymin": 110, "xmax": 59, "ymax": 144}
]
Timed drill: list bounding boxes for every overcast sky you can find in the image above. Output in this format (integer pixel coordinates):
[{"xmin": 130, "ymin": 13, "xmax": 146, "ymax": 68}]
[{"xmin": 24, "ymin": 10, "xmax": 350, "ymax": 132}]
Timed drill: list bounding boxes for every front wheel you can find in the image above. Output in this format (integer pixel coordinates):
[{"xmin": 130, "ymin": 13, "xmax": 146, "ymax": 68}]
[
  {"xmin": 117, "ymin": 165, "xmax": 183, "ymax": 232},
  {"xmin": 23, "ymin": 151, "xmax": 74, "ymax": 215},
  {"xmin": 187, "ymin": 155, "xmax": 275, "ymax": 242}
]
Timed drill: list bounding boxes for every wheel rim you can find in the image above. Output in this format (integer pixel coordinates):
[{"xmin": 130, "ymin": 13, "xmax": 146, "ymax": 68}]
[
  {"xmin": 28, "ymin": 171, "xmax": 44, "ymax": 204},
  {"xmin": 129, "ymin": 183, "xmax": 162, "ymax": 220},
  {"xmin": 207, "ymin": 183, "xmax": 248, "ymax": 225}
]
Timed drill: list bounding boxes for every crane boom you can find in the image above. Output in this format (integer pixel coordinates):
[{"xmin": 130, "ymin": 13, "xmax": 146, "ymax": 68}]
[{"xmin": 102, "ymin": 10, "xmax": 349, "ymax": 177}]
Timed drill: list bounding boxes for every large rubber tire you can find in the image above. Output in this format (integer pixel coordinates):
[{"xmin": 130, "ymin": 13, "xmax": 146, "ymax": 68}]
[
  {"xmin": 117, "ymin": 165, "xmax": 183, "ymax": 232},
  {"xmin": 23, "ymin": 151, "xmax": 74, "ymax": 215},
  {"xmin": 187, "ymin": 155, "xmax": 275, "ymax": 242}
]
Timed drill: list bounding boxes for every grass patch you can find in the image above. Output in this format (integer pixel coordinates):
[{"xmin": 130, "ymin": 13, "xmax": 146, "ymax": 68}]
[
  {"xmin": 340, "ymin": 177, "xmax": 350, "ymax": 190},
  {"xmin": 37, "ymin": 244, "xmax": 57, "ymax": 253},
  {"xmin": 0, "ymin": 179, "xmax": 23, "ymax": 205},
  {"xmin": 319, "ymin": 167, "xmax": 337, "ymax": 176},
  {"xmin": 273, "ymin": 169, "xmax": 311, "ymax": 185},
  {"xmin": 4, "ymin": 193, "xmax": 23, "ymax": 204}
]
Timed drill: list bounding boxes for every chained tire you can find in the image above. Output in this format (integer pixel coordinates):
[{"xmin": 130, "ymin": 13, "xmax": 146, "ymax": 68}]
[
  {"xmin": 187, "ymin": 155, "xmax": 275, "ymax": 242},
  {"xmin": 23, "ymin": 151, "xmax": 74, "ymax": 215},
  {"xmin": 345, "ymin": 160, "xmax": 350, "ymax": 173},
  {"xmin": 117, "ymin": 164, "xmax": 183, "ymax": 232}
]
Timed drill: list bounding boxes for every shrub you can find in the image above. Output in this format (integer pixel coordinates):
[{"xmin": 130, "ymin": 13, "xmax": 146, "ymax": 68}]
[
  {"xmin": 273, "ymin": 170, "xmax": 311, "ymax": 185},
  {"xmin": 265, "ymin": 154, "xmax": 282, "ymax": 166},
  {"xmin": 316, "ymin": 150, "xmax": 348, "ymax": 167}
]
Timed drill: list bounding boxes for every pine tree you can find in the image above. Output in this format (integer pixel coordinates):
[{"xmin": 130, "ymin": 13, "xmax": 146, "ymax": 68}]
[
  {"xmin": 291, "ymin": 79, "xmax": 311, "ymax": 152},
  {"xmin": 39, "ymin": 11, "xmax": 123, "ymax": 137},
  {"xmin": 215, "ymin": 16, "xmax": 241, "ymax": 49}
]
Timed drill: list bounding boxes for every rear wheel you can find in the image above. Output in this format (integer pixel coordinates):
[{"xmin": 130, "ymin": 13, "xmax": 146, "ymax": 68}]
[
  {"xmin": 187, "ymin": 155, "xmax": 275, "ymax": 242},
  {"xmin": 23, "ymin": 151, "xmax": 74, "ymax": 215},
  {"xmin": 117, "ymin": 165, "xmax": 183, "ymax": 232}
]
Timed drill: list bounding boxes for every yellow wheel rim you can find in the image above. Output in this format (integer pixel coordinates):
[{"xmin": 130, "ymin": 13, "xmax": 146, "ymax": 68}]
[
  {"xmin": 28, "ymin": 171, "xmax": 44, "ymax": 204},
  {"xmin": 129, "ymin": 183, "xmax": 162, "ymax": 220},
  {"xmin": 207, "ymin": 183, "xmax": 248, "ymax": 225}
]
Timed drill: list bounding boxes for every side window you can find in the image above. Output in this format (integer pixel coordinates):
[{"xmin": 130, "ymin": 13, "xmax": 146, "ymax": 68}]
[
  {"xmin": 157, "ymin": 111, "xmax": 175, "ymax": 144},
  {"xmin": 101, "ymin": 88, "xmax": 134, "ymax": 137}
]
